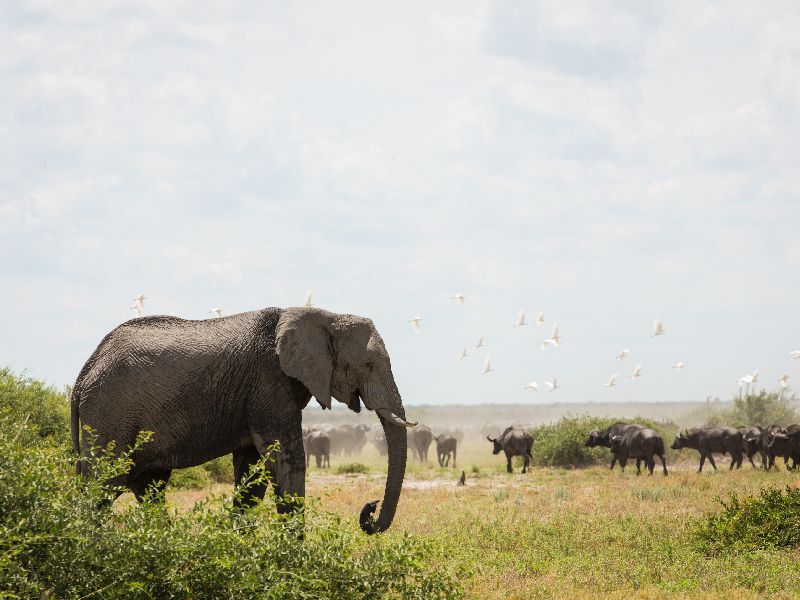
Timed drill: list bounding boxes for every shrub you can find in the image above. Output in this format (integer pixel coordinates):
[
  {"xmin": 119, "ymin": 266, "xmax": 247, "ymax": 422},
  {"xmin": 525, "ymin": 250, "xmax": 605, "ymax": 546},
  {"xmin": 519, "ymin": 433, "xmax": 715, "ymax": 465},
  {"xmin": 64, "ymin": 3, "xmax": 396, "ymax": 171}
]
[
  {"xmin": 695, "ymin": 486, "xmax": 800, "ymax": 554},
  {"xmin": 0, "ymin": 367, "xmax": 69, "ymax": 442},
  {"xmin": 335, "ymin": 463, "xmax": 370, "ymax": 475},
  {"xmin": 202, "ymin": 454, "xmax": 235, "ymax": 483},
  {"xmin": 0, "ymin": 373, "xmax": 460, "ymax": 599},
  {"xmin": 726, "ymin": 390, "xmax": 798, "ymax": 427},
  {"xmin": 530, "ymin": 415, "xmax": 679, "ymax": 468},
  {"xmin": 169, "ymin": 465, "xmax": 212, "ymax": 490}
]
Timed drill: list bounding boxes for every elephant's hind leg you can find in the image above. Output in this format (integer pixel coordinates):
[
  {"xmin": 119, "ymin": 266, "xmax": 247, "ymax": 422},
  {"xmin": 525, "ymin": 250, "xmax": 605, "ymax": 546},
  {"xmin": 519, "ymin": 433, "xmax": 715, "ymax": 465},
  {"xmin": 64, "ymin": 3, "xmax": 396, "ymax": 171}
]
[
  {"xmin": 130, "ymin": 468, "xmax": 172, "ymax": 503},
  {"xmin": 233, "ymin": 446, "xmax": 267, "ymax": 511}
]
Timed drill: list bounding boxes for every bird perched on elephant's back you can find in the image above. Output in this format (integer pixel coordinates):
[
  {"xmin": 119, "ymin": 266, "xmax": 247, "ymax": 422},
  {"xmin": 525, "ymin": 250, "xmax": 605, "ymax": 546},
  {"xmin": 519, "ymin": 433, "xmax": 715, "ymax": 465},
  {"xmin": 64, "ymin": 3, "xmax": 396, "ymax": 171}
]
[
  {"xmin": 409, "ymin": 424, "xmax": 434, "ymax": 462},
  {"xmin": 70, "ymin": 306, "xmax": 416, "ymax": 534},
  {"xmin": 487, "ymin": 427, "xmax": 534, "ymax": 473}
]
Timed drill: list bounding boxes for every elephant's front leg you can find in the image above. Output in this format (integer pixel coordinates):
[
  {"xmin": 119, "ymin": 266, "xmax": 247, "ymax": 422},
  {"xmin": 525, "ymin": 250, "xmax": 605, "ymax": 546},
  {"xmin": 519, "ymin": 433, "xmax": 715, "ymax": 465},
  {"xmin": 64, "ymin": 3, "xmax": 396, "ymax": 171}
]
[
  {"xmin": 253, "ymin": 425, "xmax": 306, "ymax": 516},
  {"xmin": 233, "ymin": 446, "xmax": 268, "ymax": 511}
]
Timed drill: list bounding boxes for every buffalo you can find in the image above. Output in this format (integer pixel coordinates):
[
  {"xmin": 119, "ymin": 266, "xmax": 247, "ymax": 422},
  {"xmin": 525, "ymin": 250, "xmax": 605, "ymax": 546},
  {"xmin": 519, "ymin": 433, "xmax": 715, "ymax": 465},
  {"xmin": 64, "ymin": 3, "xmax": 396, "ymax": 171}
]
[
  {"xmin": 609, "ymin": 427, "xmax": 668, "ymax": 476},
  {"xmin": 435, "ymin": 434, "xmax": 457, "ymax": 468},
  {"xmin": 585, "ymin": 422, "xmax": 646, "ymax": 470},
  {"xmin": 764, "ymin": 424, "xmax": 800, "ymax": 470},
  {"xmin": 487, "ymin": 427, "xmax": 534, "ymax": 473},
  {"xmin": 737, "ymin": 425, "xmax": 764, "ymax": 468},
  {"xmin": 671, "ymin": 427, "xmax": 745, "ymax": 473}
]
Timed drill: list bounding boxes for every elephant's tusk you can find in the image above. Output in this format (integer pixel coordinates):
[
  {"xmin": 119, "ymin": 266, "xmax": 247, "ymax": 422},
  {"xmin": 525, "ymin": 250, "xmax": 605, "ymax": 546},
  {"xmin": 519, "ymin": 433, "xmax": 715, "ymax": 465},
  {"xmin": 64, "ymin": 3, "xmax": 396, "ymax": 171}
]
[{"xmin": 376, "ymin": 409, "xmax": 417, "ymax": 428}]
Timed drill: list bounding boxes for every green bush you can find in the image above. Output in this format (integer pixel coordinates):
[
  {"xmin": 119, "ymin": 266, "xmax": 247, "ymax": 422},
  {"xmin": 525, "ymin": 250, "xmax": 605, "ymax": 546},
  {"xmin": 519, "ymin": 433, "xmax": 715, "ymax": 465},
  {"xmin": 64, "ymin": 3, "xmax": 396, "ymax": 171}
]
[
  {"xmin": 530, "ymin": 415, "xmax": 679, "ymax": 468},
  {"xmin": 169, "ymin": 465, "xmax": 212, "ymax": 490},
  {"xmin": 335, "ymin": 463, "xmax": 370, "ymax": 475},
  {"xmin": 202, "ymin": 454, "xmax": 235, "ymax": 483},
  {"xmin": 0, "ymin": 371, "xmax": 460, "ymax": 599},
  {"xmin": 0, "ymin": 367, "xmax": 69, "ymax": 442},
  {"xmin": 695, "ymin": 486, "xmax": 800, "ymax": 554}
]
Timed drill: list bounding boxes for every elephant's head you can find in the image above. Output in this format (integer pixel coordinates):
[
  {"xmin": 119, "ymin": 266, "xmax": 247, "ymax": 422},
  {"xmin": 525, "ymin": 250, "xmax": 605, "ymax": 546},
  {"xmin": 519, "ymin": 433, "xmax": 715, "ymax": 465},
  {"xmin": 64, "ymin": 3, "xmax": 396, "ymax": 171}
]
[{"xmin": 275, "ymin": 307, "xmax": 416, "ymax": 534}]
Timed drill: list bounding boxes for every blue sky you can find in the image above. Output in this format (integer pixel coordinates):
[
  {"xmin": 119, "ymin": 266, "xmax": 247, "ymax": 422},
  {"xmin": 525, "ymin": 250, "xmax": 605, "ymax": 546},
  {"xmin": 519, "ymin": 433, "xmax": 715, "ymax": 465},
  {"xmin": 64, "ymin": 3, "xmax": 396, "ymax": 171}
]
[{"xmin": 1, "ymin": 1, "xmax": 798, "ymax": 405}]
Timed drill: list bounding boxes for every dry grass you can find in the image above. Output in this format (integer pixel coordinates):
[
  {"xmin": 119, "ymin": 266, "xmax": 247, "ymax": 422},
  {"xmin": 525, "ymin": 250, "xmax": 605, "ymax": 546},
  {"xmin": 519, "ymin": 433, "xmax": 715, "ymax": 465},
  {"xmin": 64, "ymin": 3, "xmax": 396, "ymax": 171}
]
[{"xmin": 155, "ymin": 440, "xmax": 800, "ymax": 599}]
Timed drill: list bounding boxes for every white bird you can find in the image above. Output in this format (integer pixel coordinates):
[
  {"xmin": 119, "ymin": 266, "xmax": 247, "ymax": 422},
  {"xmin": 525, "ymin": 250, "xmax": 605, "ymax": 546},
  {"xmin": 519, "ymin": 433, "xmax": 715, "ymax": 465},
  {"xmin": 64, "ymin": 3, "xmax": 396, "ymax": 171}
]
[
  {"xmin": 738, "ymin": 369, "xmax": 759, "ymax": 386},
  {"xmin": 482, "ymin": 357, "xmax": 494, "ymax": 374},
  {"xmin": 133, "ymin": 293, "xmax": 145, "ymax": 308},
  {"xmin": 525, "ymin": 381, "xmax": 538, "ymax": 391},
  {"xmin": 210, "ymin": 307, "xmax": 223, "ymax": 318},
  {"xmin": 545, "ymin": 377, "xmax": 559, "ymax": 392},
  {"xmin": 651, "ymin": 319, "xmax": 666, "ymax": 337},
  {"xmin": 616, "ymin": 349, "xmax": 630, "ymax": 362},
  {"xmin": 673, "ymin": 361, "xmax": 684, "ymax": 372},
  {"xmin": 791, "ymin": 351, "xmax": 800, "ymax": 360},
  {"xmin": 514, "ymin": 310, "xmax": 527, "ymax": 327},
  {"xmin": 630, "ymin": 364, "xmax": 642, "ymax": 380},
  {"xmin": 409, "ymin": 317, "xmax": 422, "ymax": 333},
  {"xmin": 475, "ymin": 336, "xmax": 485, "ymax": 349},
  {"xmin": 540, "ymin": 323, "xmax": 560, "ymax": 350},
  {"xmin": 459, "ymin": 348, "xmax": 468, "ymax": 359},
  {"xmin": 605, "ymin": 374, "xmax": 618, "ymax": 388},
  {"xmin": 535, "ymin": 311, "xmax": 545, "ymax": 325},
  {"xmin": 779, "ymin": 373, "xmax": 790, "ymax": 388},
  {"xmin": 451, "ymin": 293, "xmax": 465, "ymax": 306},
  {"xmin": 304, "ymin": 290, "xmax": 313, "ymax": 307}
]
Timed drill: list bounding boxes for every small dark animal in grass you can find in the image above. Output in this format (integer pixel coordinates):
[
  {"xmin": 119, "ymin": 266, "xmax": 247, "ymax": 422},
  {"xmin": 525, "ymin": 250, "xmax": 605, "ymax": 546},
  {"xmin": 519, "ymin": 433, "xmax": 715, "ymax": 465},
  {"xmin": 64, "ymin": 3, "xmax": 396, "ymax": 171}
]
[
  {"xmin": 608, "ymin": 428, "xmax": 668, "ymax": 476},
  {"xmin": 585, "ymin": 422, "xmax": 646, "ymax": 470},
  {"xmin": 671, "ymin": 427, "xmax": 745, "ymax": 473},
  {"xmin": 457, "ymin": 471, "xmax": 466, "ymax": 486},
  {"xmin": 487, "ymin": 427, "xmax": 534, "ymax": 473},
  {"xmin": 435, "ymin": 434, "xmax": 457, "ymax": 468},
  {"xmin": 410, "ymin": 424, "xmax": 435, "ymax": 462},
  {"xmin": 764, "ymin": 424, "xmax": 800, "ymax": 470},
  {"xmin": 303, "ymin": 429, "xmax": 331, "ymax": 468},
  {"xmin": 737, "ymin": 425, "xmax": 765, "ymax": 468}
]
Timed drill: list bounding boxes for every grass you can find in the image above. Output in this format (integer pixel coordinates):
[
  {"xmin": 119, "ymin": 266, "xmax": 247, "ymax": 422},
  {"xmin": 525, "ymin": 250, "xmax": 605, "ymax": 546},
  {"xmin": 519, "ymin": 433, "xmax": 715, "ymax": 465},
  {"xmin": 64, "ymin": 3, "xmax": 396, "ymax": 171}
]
[{"xmin": 226, "ymin": 437, "xmax": 800, "ymax": 599}]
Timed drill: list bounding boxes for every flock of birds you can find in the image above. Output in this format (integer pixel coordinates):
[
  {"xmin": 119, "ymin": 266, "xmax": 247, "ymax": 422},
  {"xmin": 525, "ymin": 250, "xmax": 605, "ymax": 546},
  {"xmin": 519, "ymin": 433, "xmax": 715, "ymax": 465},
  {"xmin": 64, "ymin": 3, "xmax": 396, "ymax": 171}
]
[{"xmin": 128, "ymin": 291, "xmax": 797, "ymax": 396}]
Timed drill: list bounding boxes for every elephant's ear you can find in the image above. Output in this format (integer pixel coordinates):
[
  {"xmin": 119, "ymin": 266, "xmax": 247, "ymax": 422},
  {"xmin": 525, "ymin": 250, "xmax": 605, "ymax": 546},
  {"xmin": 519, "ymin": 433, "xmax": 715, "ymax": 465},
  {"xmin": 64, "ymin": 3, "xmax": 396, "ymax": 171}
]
[{"xmin": 276, "ymin": 307, "xmax": 334, "ymax": 410}]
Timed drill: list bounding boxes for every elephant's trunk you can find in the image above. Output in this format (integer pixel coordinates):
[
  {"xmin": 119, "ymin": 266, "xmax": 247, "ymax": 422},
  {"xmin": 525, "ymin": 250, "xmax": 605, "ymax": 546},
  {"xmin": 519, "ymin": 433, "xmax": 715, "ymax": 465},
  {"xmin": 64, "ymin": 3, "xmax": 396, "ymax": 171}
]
[{"xmin": 360, "ymin": 375, "xmax": 408, "ymax": 535}]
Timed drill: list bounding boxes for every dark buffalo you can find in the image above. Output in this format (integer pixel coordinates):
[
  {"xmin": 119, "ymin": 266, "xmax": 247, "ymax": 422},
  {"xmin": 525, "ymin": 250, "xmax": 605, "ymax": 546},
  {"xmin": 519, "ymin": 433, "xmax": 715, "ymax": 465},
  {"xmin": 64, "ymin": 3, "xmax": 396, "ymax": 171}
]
[
  {"xmin": 585, "ymin": 422, "xmax": 646, "ymax": 469},
  {"xmin": 737, "ymin": 426, "xmax": 764, "ymax": 468},
  {"xmin": 435, "ymin": 434, "xmax": 457, "ymax": 468},
  {"xmin": 487, "ymin": 427, "xmax": 534, "ymax": 473},
  {"xmin": 765, "ymin": 424, "xmax": 800, "ymax": 470},
  {"xmin": 303, "ymin": 429, "xmax": 331, "ymax": 468},
  {"xmin": 410, "ymin": 424, "xmax": 435, "ymax": 462},
  {"xmin": 671, "ymin": 427, "xmax": 745, "ymax": 473},
  {"xmin": 609, "ymin": 428, "xmax": 668, "ymax": 476}
]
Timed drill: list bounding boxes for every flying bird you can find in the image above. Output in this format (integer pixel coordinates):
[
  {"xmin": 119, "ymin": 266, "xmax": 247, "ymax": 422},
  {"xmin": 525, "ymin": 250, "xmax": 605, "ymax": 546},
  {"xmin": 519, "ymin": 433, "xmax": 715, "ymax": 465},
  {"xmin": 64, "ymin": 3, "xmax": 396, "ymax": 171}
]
[
  {"xmin": 524, "ymin": 381, "xmax": 539, "ymax": 391},
  {"xmin": 535, "ymin": 311, "xmax": 545, "ymax": 325},
  {"xmin": 791, "ymin": 351, "xmax": 800, "ymax": 360},
  {"xmin": 616, "ymin": 349, "xmax": 630, "ymax": 362},
  {"xmin": 475, "ymin": 336, "xmax": 485, "ymax": 349},
  {"xmin": 673, "ymin": 361, "xmax": 684, "ymax": 372},
  {"xmin": 482, "ymin": 357, "xmax": 494, "ymax": 375},
  {"xmin": 514, "ymin": 310, "xmax": 527, "ymax": 327},
  {"xmin": 459, "ymin": 348, "xmax": 469, "ymax": 359},
  {"xmin": 540, "ymin": 323, "xmax": 560, "ymax": 350},
  {"xmin": 651, "ymin": 319, "xmax": 666, "ymax": 337},
  {"xmin": 409, "ymin": 317, "xmax": 422, "ymax": 333},
  {"xmin": 737, "ymin": 370, "xmax": 759, "ymax": 387},
  {"xmin": 451, "ymin": 293, "xmax": 465, "ymax": 306},
  {"xmin": 133, "ymin": 293, "xmax": 145, "ymax": 308},
  {"xmin": 630, "ymin": 364, "xmax": 642, "ymax": 380},
  {"xmin": 779, "ymin": 373, "xmax": 790, "ymax": 389},
  {"xmin": 304, "ymin": 290, "xmax": 313, "ymax": 307},
  {"xmin": 545, "ymin": 377, "xmax": 559, "ymax": 392},
  {"xmin": 210, "ymin": 307, "xmax": 223, "ymax": 318},
  {"xmin": 605, "ymin": 374, "xmax": 618, "ymax": 388}
]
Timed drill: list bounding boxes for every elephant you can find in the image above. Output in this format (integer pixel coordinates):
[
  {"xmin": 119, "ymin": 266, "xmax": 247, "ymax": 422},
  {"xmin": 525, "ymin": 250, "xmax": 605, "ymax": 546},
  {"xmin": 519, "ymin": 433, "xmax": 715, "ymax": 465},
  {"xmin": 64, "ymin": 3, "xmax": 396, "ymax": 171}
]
[
  {"xmin": 410, "ymin": 424, "xmax": 434, "ymax": 462},
  {"xmin": 435, "ymin": 434, "xmax": 457, "ymax": 467},
  {"xmin": 70, "ymin": 306, "xmax": 416, "ymax": 534},
  {"xmin": 303, "ymin": 429, "xmax": 331, "ymax": 468},
  {"xmin": 487, "ymin": 427, "xmax": 534, "ymax": 473}
]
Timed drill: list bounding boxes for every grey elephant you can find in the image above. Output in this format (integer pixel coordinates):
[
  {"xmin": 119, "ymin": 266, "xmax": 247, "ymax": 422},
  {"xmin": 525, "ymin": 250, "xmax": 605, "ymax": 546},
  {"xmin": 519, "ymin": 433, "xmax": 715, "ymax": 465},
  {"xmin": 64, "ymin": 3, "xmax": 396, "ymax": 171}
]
[
  {"xmin": 304, "ymin": 429, "xmax": 331, "ymax": 468},
  {"xmin": 410, "ymin": 424, "xmax": 434, "ymax": 462},
  {"xmin": 435, "ymin": 434, "xmax": 457, "ymax": 467},
  {"xmin": 487, "ymin": 427, "xmax": 533, "ymax": 473},
  {"xmin": 70, "ymin": 306, "xmax": 416, "ymax": 534}
]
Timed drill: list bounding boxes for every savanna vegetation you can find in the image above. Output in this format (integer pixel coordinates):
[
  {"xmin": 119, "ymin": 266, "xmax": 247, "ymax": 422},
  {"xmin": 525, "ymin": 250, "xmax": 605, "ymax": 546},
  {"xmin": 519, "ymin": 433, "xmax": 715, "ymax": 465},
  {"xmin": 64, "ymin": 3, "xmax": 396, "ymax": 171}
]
[{"xmin": 4, "ymin": 367, "xmax": 800, "ymax": 599}]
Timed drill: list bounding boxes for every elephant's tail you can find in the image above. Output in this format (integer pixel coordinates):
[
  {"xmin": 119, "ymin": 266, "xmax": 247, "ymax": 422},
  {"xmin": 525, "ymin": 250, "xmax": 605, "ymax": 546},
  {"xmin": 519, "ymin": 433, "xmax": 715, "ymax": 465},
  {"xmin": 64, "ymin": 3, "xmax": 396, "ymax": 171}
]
[{"xmin": 70, "ymin": 388, "xmax": 82, "ymax": 475}]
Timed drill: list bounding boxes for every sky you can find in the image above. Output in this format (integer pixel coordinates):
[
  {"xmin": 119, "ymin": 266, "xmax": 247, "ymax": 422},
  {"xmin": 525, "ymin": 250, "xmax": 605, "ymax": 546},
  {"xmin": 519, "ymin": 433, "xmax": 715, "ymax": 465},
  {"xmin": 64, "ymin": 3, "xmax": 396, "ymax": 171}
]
[{"xmin": 1, "ymin": 1, "xmax": 799, "ymax": 407}]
